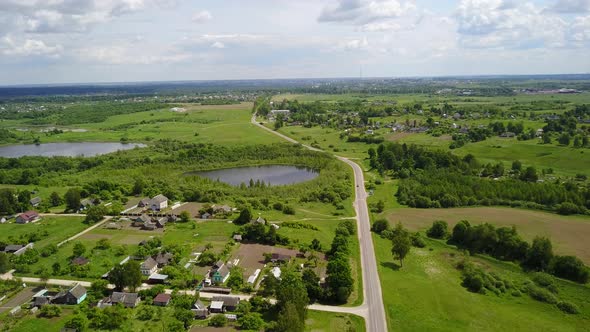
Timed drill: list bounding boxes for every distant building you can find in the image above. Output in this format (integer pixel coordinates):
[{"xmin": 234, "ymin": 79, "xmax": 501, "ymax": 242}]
[
  {"xmin": 29, "ymin": 197, "xmax": 41, "ymax": 207},
  {"xmin": 153, "ymin": 293, "xmax": 171, "ymax": 306},
  {"xmin": 140, "ymin": 257, "xmax": 158, "ymax": 276},
  {"xmin": 15, "ymin": 211, "xmax": 39, "ymax": 224},
  {"xmin": 99, "ymin": 292, "xmax": 140, "ymax": 308}
]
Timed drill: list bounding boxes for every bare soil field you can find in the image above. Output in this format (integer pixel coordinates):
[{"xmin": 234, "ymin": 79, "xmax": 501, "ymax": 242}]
[
  {"xmin": 387, "ymin": 207, "xmax": 590, "ymax": 263},
  {"xmin": 170, "ymin": 202, "xmax": 205, "ymax": 218},
  {"xmin": 234, "ymin": 244, "xmax": 300, "ymax": 277},
  {"xmin": 185, "ymin": 102, "xmax": 252, "ymax": 111},
  {"xmin": 386, "ymin": 132, "xmax": 413, "ymax": 141}
]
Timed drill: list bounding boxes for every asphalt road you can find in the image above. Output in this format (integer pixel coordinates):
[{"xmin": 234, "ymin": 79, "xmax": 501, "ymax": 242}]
[{"xmin": 251, "ymin": 114, "xmax": 388, "ymax": 332}]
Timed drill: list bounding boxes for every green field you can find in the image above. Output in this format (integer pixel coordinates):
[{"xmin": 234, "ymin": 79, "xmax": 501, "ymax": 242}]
[
  {"xmin": 374, "ymin": 236, "xmax": 590, "ymax": 332},
  {"xmin": 0, "ymin": 216, "xmax": 86, "ymax": 248},
  {"xmin": 305, "ymin": 310, "xmax": 365, "ymax": 331}
]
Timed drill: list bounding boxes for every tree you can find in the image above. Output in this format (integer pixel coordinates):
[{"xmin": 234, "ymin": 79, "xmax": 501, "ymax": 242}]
[
  {"xmin": 197, "ymin": 251, "xmax": 217, "ymax": 266},
  {"xmin": 209, "ymin": 314, "xmax": 228, "ymax": 327},
  {"xmin": 325, "ymin": 255, "xmax": 353, "ymax": 303},
  {"xmin": 276, "ymin": 269, "xmax": 308, "ymax": 327},
  {"xmin": 550, "ymin": 255, "xmax": 589, "ymax": 283},
  {"xmin": 523, "ymin": 237, "xmax": 554, "ymax": 271},
  {"xmin": 64, "ymin": 188, "xmax": 81, "ymax": 212},
  {"xmin": 73, "ymin": 242, "xmax": 86, "ymax": 257},
  {"xmin": 511, "ymin": 160, "xmax": 522, "ymax": 172},
  {"xmin": 109, "ymin": 260, "xmax": 143, "ymax": 291},
  {"xmin": 391, "ymin": 226, "xmax": 411, "ymax": 267},
  {"xmin": 52, "ymin": 262, "xmax": 61, "ymax": 274},
  {"xmin": 227, "ymin": 266, "xmax": 244, "ymax": 290},
  {"xmin": 573, "ymin": 136, "xmax": 582, "ymax": 148},
  {"xmin": 90, "ymin": 279, "xmax": 109, "ymax": 298},
  {"xmin": 0, "ymin": 252, "xmax": 10, "ymax": 273},
  {"xmin": 558, "ymin": 133, "xmax": 571, "ymax": 146},
  {"xmin": 542, "ymin": 132, "xmax": 551, "ymax": 144},
  {"xmin": 238, "ymin": 312, "xmax": 265, "ymax": 330},
  {"xmin": 234, "ymin": 207, "xmax": 252, "ymax": 225},
  {"xmin": 49, "ymin": 191, "xmax": 62, "ymax": 207},
  {"xmin": 302, "ymin": 269, "xmax": 323, "ymax": 303},
  {"xmin": 520, "ymin": 166, "xmax": 538, "ymax": 182},
  {"xmin": 85, "ymin": 205, "xmax": 108, "ymax": 223},
  {"xmin": 175, "ymin": 308, "xmax": 194, "ymax": 329},
  {"xmin": 276, "ymin": 302, "xmax": 305, "ymax": 332},
  {"xmin": 179, "ymin": 210, "xmax": 191, "ymax": 223},
  {"xmin": 64, "ymin": 314, "xmax": 88, "ymax": 332},
  {"xmin": 426, "ymin": 220, "xmax": 448, "ymax": 239},
  {"xmin": 39, "ymin": 304, "xmax": 62, "ymax": 318},
  {"xmin": 17, "ymin": 190, "xmax": 31, "ymax": 211},
  {"xmin": 95, "ymin": 238, "xmax": 111, "ymax": 250},
  {"xmin": 132, "ymin": 178, "xmax": 145, "ymax": 195},
  {"xmin": 310, "ymin": 238, "xmax": 322, "ymax": 251}
]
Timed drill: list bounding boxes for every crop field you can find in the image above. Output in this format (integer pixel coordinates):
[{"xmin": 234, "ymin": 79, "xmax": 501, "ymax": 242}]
[
  {"xmin": 0, "ymin": 216, "xmax": 86, "ymax": 248},
  {"xmin": 374, "ymin": 235, "xmax": 590, "ymax": 332},
  {"xmin": 385, "ymin": 207, "xmax": 590, "ymax": 264}
]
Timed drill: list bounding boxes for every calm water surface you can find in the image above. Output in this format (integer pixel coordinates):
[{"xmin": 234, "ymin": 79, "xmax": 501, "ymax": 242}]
[
  {"xmin": 190, "ymin": 165, "xmax": 319, "ymax": 186},
  {"xmin": 0, "ymin": 142, "xmax": 146, "ymax": 157}
]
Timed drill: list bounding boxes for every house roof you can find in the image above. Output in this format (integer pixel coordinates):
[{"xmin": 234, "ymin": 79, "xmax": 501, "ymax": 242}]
[
  {"xmin": 30, "ymin": 197, "xmax": 41, "ymax": 205},
  {"xmin": 213, "ymin": 260, "xmax": 225, "ymax": 269},
  {"xmin": 151, "ymin": 194, "xmax": 168, "ymax": 204},
  {"xmin": 210, "ymin": 301, "xmax": 224, "ymax": 310},
  {"xmin": 4, "ymin": 244, "xmax": 24, "ymax": 252},
  {"xmin": 216, "ymin": 265, "xmax": 230, "ymax": 278},
  {"xmin": 139, "ymin": 198, "xmax": 151, "ymax": 206},
  {"xmin": 111, "ymin": 292, "xmax": 139, "ymax": 305},
  {"xmin": 18, "ymin": 211, "xmax": 38, "ymax": 221},
  {"xmin": 154, "ymin": 252, "xmax": 173, "ymax": 266},
  {"xmin": 141, "ymin": 257, "xmax": 158, "ymax": 270},
  {"xmin": 69, "ymin": 284, "xmax": 87, "ymax": 299},
  {"xmin": 193, "ymin": 300, "xmax": 206, "ymax": 310},
  {"xmin": 137, "ymin": 214, "xmax": 151, "ymax": 223},
  {"xmin": 211, "ymin": 296, "xmax": 240, "ymax": 307},
  {"xmin": 271, "ymin": 253, "xmax": 291, "ymax": 261},
  {"xmin": 148, "ymin": 274, "xmax": 168, "ymax": 281},
  {"xmin": 153, "ymin": 293, "xmax": 171, "ymax": 303},
  {"xmin": 232, "ymin": 234, "xmax": 242, "ymax": 241}
]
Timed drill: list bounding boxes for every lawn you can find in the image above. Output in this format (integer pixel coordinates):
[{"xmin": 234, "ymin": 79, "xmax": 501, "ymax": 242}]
[
  {"xmin": 305, "ymin": 310, "xmax": 365, "ymax": 332},
  {"xmin": 0, "ymin": 216, "xmax": 86, "ymax": 248},
  {"xmin": 374, "ymin": 235, "xmax": 590, "ymax": 332}
]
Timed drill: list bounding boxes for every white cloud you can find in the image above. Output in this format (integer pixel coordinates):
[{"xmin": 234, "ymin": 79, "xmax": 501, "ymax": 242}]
[
  {"xmin": 0, "ymin": 0, "xmax": 173, "ymax": 34},
  {"xmin": 318, "ymin": 0, "xmax": 416, "ymax": 25},
  {"xmin": 192, "ymin": 10, "xmax": 212, "ymax": 23},
  {"xmin": 359, "ymin": 21, "xmax": 402, "ymax": 32},
  {"xmin": 569, "ymin": 15, "xmax": 590, "ymax": 44},
  {"xmin": 454, "ymin": 0, "xmax": 567, "ymax": 49},
  {"xmin": 79, "ymin": 44, "xmax": 191, "ymax": 65},
  {"xmin": 211, "ymin": 41, "xmax": 225, "ymax": 49},
  {"xmin": 548, "ymin": 0, "xmax": 590, "ymax": 13},
  {"xmin": 1, "ymin": 35, "xmax": 62, "ymax": 57},
  {"xmin": 340, "ymin": 37, "xmax": 369, "ymax": 50}
]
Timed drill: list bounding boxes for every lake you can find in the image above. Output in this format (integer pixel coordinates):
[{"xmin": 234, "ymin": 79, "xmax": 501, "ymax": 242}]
[
  {"xmin": 189, "ymin": 165, "xmax": 319, "ymax": 186},
  {"xmin": 0, "ymin": 142, "xmax": 146, "ymax": 157}
]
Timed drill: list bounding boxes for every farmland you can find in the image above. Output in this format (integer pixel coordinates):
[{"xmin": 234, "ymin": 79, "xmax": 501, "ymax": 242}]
[{"xmin": 0, "ymin": 216, "xmax": 86, "ymax": 248}]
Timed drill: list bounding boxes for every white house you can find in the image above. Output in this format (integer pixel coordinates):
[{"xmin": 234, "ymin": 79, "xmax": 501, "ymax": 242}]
[
  {"xmin": 140, "ymin": 257, "xmax": 158, "ymax": 276},
  {"xmin": 150, "ymin": 195, "xmax": 168, "ymax": 211}
]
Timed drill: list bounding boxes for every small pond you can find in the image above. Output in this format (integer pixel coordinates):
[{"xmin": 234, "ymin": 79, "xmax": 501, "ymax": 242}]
[
  {"xmin": 188, "ymin": 165, "xmax": 319, "ymax": 186},
  {"xmin": 0, "ymin": 142, "xmax": 146, "ymax": 157}
]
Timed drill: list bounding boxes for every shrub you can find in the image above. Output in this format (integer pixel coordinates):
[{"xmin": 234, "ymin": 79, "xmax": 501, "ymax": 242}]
[
  {"xmin": 371, "ymin": 219, "xmax": 389, "ymax": 234},
  {"xmin": 527, "ymin": 285, "xmax": 558, "ymax": 304},
  {"xmin": 550, "ymin": 255, "xmax": 589, "ymax": 284},
  {"xmin": 426, "ymin": 220, "xmax": 448, "ymax": 239},
  {"xmin": 209, "ymin": 314, "xmax": 228, "ymax": 327},
  {"xmin": 556, "ymin": 301, "xmax": 580, "ymax": 314},
  {"xmin": 411, "ymin": 232, "xmax": 426, "ymax": 248}
]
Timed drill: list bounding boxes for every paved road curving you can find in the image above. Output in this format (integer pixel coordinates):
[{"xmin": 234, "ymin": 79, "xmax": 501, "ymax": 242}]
[{"xmin": 251, "ymin": 114, "xmax": 388, "ymax": 332}]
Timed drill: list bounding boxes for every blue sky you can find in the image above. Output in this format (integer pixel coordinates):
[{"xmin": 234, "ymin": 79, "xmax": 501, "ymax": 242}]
[{"xmin": 0, "ymin": 0, "xmax": 589, "ymax": 85}]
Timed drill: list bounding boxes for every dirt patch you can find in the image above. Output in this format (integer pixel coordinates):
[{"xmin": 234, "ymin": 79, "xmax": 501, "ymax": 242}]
[
  {"xmin": 388, "ymin": 207, "xmax": 590, "ymax": 264},
  {"xmin": 234, "ymin": 244, "xmax": 300, "ymax": 278},
  {"xmin": 170, "ymin": 202, "xmax": 205, "ymax": 218},
  {"xmin": 387, "ymin": 132, "xmax": 413, "ymax": 141},
  {"xmin": 185, "ymin": 102, "xmax": 252, "ymax": 111}
]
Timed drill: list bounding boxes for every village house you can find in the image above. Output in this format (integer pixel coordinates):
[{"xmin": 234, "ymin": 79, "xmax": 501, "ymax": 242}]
[
  {"xmin": 2, "ymin": 243, "xmax": 34, "ymax": 255},
  {"xmin": 79, "ymin": 198, "xmax": 99, "ymax": 211},
  {"xmin": 29, "ymin": 197, "xmax": 41, "ymax": 207},
  {"xmin": 271, "ymin": 253, "xmax": 292, "ymax": 264},
  {"xmin": 15, "ymin": 211, "xmax": 39, "ymax": 224},
  {"xmin": 32, "ymin": 284, "xmax": 87, "ymax": 307},
  {"xmin": 137, "ymin": 194, "xmax": 169, "ymax": 211},
  {"xmin": 99, "ymin": 292, "xmax": 140, "ymax": 308},
  {"xmin": 192, "ymin": 300, "xmax": 209, "ymax": 319},
  {"xmin": 140, "ymin": 257, "xmax": 158, "ymax": 276},
  {"xmin": 210, "ymin": 296, "xmax": 240, "ymax": 312},
  {"xmin": 213, "ymin": 205, "xmax": 233, "ymax": 214},
  {"xmin": 153, "ymin": 293, "xmax": 171, "ymax": 306},
  {"xmin": 232, "ymin": 234, "xmax": 242, "ymax": 242},
  {"xmin": 500, "ymin": 132, "xmax": 516, "ymax": 138},
  {"xmin": 211, "ymin": 260, "xmax": 231, "ymax": 284},
  {"xmin": 251, "ymin": 216, "xmax": 266, "ymax": 225},
  {"xmin": 153, "ymin": 252, "xmax": 174, "ymax": 267},
  {"xmin": 71, "ymin": 256, "xmax": 89, "ymax": 266}
]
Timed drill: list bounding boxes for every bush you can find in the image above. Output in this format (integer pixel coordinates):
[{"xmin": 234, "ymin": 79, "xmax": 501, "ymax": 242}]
[
  {"xmin": 411, "ymin": 232, "xmax": 426, "ymax": 248},
  {"xmin": 557, "ymin": 202, "xmax": 580, "ymax": 215},
  {"xmin": 556, "ymin": 300, "xmax": 580, "ymax": 314},
  {"xmin": 464, "ymin": 274, "xmax": 484, "ymax": 293},
  {"xmin": 426, "ymin": 220, "xmax": 448, "ymax": 239},
  {"xmin": 371, "ymin": 219, "xmax": 389, "ymax": 234},
  {"xmin": 527, "ymin": 285, "xmax": 558, "ymax": 304},
  {"xmin": 209, "ymin": 314, "xmax": 228, "ymax": 327},
  {"xmin": 550, "ymin": 255, "xmax": 589, "ymax": 284}
]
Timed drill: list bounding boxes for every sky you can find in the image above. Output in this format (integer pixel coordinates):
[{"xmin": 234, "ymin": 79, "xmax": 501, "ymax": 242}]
[{"xmin": 0, "ymin": 0, "xmax": 589, "ymax": 85}]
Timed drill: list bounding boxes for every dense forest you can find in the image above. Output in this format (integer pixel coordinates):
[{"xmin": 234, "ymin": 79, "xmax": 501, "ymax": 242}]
[{"xmin": 369, "ymin": 142, "xmax": 590, "ymax": 215}]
